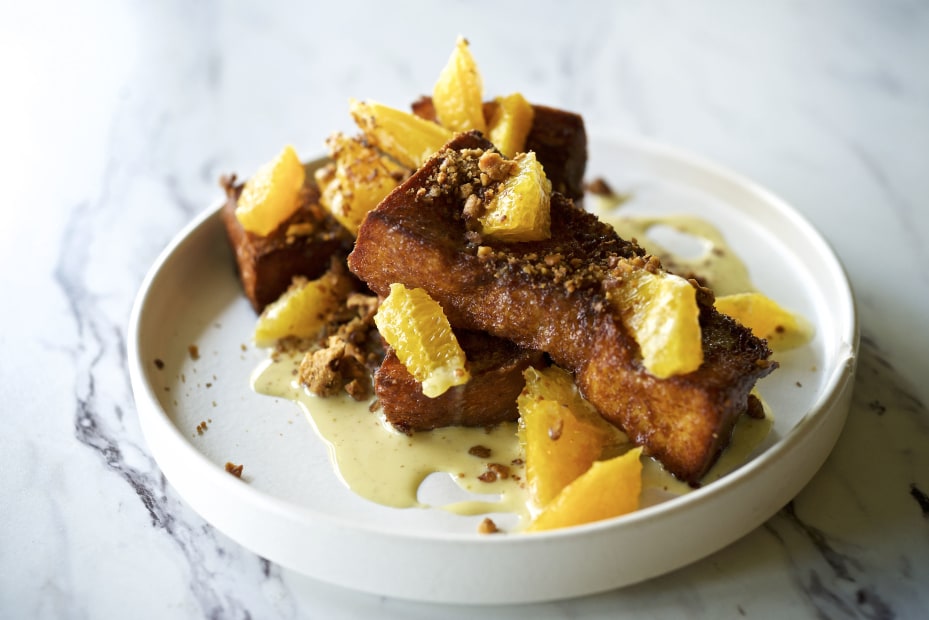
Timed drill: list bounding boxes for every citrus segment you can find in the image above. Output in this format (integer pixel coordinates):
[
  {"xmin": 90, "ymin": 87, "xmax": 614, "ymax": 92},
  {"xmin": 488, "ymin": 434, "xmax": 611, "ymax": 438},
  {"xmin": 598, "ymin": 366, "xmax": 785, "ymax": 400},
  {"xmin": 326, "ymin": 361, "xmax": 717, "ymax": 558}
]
[
  {"xmin": 518, "ymin": 367, "xmax": 626, "ymax": 506},
  {"xmin": 715, "ymin": 292, "xmax": 812, "ymax": 351},
  {"xmin": 235, "ymin": 145, "xmax": 306, "ymax": 236},
  {"xmin": 374, "ymin": 283, "xmax": 470, "ymax": 398},
  {"xmin": 479, "ymin": 151, "xmax": 551, "ymax": 242},
  {"xmin": 527, "ymin": 447, "xmax": 644, "ymax": 532},
  {"xmin": 487, "ymin": 92, "xmax": 534, "ymax": 157},
  {"xmin": 433, "ymin": 37, "xmax": 486, "ymax": 133},
  {"xmin": 350, "ymin": 99, "xmax": 454, "ymax": 169},
  {"xmin": 254, "ymin": 267, "xmax": 353, "ymax": 346},
  {"xmin": 316, "ymin": 132, "xmax": 404, "ymax": 235},
  {"xmin": 609, "ymin": 268, "xmax": 702, "ymax": 378}
]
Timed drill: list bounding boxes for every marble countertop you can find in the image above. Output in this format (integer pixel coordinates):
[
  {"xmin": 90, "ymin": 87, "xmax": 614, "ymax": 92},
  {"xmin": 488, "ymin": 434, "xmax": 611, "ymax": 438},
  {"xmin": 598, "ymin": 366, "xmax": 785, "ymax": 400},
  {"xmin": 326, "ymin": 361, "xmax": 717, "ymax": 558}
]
[{"xmin": 3, "ymin": 1, "xmax": 928, "ymax": 618}]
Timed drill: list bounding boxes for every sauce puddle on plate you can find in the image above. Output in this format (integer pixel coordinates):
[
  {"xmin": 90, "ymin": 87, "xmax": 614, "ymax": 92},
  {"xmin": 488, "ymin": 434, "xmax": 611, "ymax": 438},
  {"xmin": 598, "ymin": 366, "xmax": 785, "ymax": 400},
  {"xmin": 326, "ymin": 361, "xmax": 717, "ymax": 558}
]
[{"xmin": 253, "ymin": 354, "xmax": 532, "ymax": 523}]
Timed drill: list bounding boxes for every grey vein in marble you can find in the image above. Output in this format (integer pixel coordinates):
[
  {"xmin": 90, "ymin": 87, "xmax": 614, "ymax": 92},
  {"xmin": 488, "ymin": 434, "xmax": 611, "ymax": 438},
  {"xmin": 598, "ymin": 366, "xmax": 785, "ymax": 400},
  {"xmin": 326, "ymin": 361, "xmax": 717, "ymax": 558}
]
[{"xmin": 50, "ymin": 166, "xmax": 296, "ymax": 620}]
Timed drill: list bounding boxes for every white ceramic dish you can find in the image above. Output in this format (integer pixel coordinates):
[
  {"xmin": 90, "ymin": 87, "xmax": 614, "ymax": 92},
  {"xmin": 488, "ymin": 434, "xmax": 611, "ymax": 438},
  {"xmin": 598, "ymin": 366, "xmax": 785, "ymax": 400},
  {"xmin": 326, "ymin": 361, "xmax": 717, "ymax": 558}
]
[{"xmin": 128, "ymin": 136, "xmax": 858, "ymax": 604}]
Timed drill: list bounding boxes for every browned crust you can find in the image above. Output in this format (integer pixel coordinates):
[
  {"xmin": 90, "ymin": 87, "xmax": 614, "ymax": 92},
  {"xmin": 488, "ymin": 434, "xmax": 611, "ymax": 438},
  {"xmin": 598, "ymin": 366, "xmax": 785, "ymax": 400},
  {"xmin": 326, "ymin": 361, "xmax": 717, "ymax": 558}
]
[
  {"xmin": 348, "ymin": 132, "xmax": 777, "ymax": 482},
  {"xmin": 220, "ymin": 172, "xmax": 354, "ymax": 312},
  {"xmin": 376, "ymin": 330, "xmax": 546, "ymax": 432}
]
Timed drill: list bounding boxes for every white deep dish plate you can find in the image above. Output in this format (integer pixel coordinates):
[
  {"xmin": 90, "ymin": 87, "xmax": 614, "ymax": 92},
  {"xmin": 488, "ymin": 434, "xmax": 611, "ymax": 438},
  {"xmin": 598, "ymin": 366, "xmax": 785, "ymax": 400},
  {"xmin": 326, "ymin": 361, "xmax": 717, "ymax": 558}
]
[{"xmin": 128, "ymin": 136, "xmax": 858, "ymax": 604}]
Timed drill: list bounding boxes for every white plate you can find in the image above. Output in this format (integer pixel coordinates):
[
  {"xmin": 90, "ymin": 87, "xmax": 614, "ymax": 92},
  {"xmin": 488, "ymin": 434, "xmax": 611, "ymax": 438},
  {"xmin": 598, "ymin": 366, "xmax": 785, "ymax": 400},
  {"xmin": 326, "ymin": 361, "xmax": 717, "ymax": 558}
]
[{"xmin": 128, "ymin": 136, "xmax": 857, "ymax": 604}]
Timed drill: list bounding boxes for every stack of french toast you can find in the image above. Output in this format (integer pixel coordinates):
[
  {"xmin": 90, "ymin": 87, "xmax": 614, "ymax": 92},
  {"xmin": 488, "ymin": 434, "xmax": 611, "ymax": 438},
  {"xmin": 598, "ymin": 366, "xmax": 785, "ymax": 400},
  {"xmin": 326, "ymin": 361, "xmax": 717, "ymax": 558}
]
[{"xmin": 220, "ymin": 41, "xmax": 776, "ymax": 487}]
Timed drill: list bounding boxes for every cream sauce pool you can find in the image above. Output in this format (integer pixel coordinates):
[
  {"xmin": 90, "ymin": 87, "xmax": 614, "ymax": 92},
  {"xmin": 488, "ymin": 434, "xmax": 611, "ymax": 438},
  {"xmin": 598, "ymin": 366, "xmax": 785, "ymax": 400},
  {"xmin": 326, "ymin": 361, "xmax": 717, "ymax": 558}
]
[{"xmin": 253, "ymin": 355, "xmax": 532, "ymax": 523}]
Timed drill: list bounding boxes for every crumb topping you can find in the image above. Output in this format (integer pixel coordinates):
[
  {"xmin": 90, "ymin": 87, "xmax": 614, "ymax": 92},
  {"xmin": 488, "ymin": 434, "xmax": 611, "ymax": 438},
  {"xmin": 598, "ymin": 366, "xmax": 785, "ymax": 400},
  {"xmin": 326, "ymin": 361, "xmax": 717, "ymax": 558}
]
[
  {"xmin": 478, "ymin": 151, "xmax": 518, "ymax": 182},
  {"xmin": 409, "ymin": 143, "xmax": 660, "ymax": 307},
  {"xmin": 298, "ymin": 293, "xmax": 381, "ymax": 400},
  {"xmin": 478, "ymin": 462, "xmax": 511, "ymax": 482},
  {"xmin": 225, "ymin": 462, "xmax": 244, "ymax": 478},
  {"xmin": 468, "ymin": 445, "xmax": 492, "ymax": 458},
  {"xmin": 477, "ymin": 517, "xmax": 499, "ymax": 534}
]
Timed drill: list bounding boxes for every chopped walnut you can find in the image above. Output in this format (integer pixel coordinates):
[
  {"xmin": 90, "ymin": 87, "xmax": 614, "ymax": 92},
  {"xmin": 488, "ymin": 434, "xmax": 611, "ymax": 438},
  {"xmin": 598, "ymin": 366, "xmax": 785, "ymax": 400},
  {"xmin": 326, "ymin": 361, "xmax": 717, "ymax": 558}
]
[
  {"xmin": 463, "ymin": 193, "xmax": 484, "ymax": 219},
  {"xmin": 489, "ymin": 463, "xmax": 510, "ymax": 479},
  {"xmin": 299, "ymin": 335, "xmax": 372, "ymax": 400},
  {"xmin": 478, "ymin": 151, "xmax": 518, "ymax": 182},
  {"xmin": 544, "ymin": 253, "xmax": 563, "ymax": 267},
  {"xmin": 344, "ymin": 378, "xmax": 368, "ymax": 400},
  {"xmin": 296, "ymin": 290, "xmax": 381, "ymax": 401},
  {"xmin": 468, "ymin": 445, "xmax": 492, "ymax": 458},
  {"xmin": 644, "ymin": 255, "xmax": 661, "ymax": 273},
  {"xmin": 478, "ymin": 463, "xmax": 511, "ymax": 482},
  {"xmin": 299, "ymin": 339, "xmax": 347, "ymax": 397},
  {"xmin": 477, "ymin": 518, "xmax": 500, "ymax": 534},
  {"xmin": 225, "ymin": 462, "xmax": 244, "ymax": 478}
]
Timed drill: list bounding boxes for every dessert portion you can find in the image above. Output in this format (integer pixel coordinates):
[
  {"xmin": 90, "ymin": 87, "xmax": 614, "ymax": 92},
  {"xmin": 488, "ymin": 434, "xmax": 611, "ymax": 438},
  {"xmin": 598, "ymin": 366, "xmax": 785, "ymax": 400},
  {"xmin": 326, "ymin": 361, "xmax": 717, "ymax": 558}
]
[
  {"xmin": 219, "ymin": 37, "xmax": 790, "ymax": 531},
  {"xmin": 348, "ymin": 132, "xmax": 777, "ymax": 482}
]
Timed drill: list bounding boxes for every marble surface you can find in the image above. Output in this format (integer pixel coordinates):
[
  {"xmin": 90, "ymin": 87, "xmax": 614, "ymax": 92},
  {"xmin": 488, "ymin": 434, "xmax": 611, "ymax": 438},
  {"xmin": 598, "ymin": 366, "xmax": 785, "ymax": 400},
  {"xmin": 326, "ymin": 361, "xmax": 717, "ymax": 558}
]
[{"xmin": 2, "ymin": 0, "xmax": 928, "ymax": 617}]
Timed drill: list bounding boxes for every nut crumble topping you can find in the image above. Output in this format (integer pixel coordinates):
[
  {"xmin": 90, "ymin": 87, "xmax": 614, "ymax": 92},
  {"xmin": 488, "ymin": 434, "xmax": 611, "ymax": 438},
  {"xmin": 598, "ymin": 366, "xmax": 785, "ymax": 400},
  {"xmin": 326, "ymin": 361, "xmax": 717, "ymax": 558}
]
[
  {"xmin": 478, "ymin": 517, "xmax": 500, "ymax": 534},
  {"xmin": 298, "ymin": 292, "xmax": 381, "ymax": 401},
  {"xmin": 225, "ymin": 462, "xmax": 244, "ymax": 478}
]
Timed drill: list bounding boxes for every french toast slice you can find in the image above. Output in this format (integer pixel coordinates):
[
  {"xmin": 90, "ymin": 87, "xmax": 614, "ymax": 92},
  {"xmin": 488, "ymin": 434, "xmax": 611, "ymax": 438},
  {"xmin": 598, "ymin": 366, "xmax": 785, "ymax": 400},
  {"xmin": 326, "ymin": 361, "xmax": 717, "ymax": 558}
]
[
  {"xmin": 376, "ymin": 330, "xmax": 546, "ymax": 433},
  {"xmin": 410, "ymin": 96, "xmax": 587, "ymax": 200},
  {"xmin": 348, "ymin": 132, "xmax": 777, "ymax": 482},
  {"xmin": 221, "ymin": 172, "xmax": 354, "ymax": 312}
]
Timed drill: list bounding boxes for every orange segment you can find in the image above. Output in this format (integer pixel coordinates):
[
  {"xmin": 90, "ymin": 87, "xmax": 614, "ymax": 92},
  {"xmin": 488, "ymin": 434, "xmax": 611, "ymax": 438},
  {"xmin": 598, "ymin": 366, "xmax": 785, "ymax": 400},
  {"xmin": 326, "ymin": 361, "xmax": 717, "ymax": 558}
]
[
  {"xmin": 518, "ymin": 367, "xmax": 623, "ymax": 507},
  {"xmin": 487, "ymin": 93, "xmax": 535, "ymax": 157},
  {"xmin": 349, "ymin": 99, "xmax": 454, "ymax": 169},
  {"xmin": 433, "ymin": 37, "xmax": 486, "ymax": 133},
  {"xmin": 253, "ymin": 267, "xmax": 352, "ymax": 346},
  {"xmin": 374, "ymin": 283, "xmax": 470, "ymax": 397},
  {"xmin": 316, "ymin": 132, "xmax": 404, "ymax": 235},
  {"xmin": 479, "ymin": 152, "xmax": 551, "ymax": 242},
  {"xmin": 527, "ymin": 447, "xmax": 643, "ymax": 532},
  {"xmin": 608, "ymin": 268, "xmax": 702, "ymax": 378},
  {"xmin": 235, "ymin": 145, "xmax": 306, "ymax": 236},
  {"xmin": 715, "ymin": 292, "xmax": 813, "ymax": 351}
]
